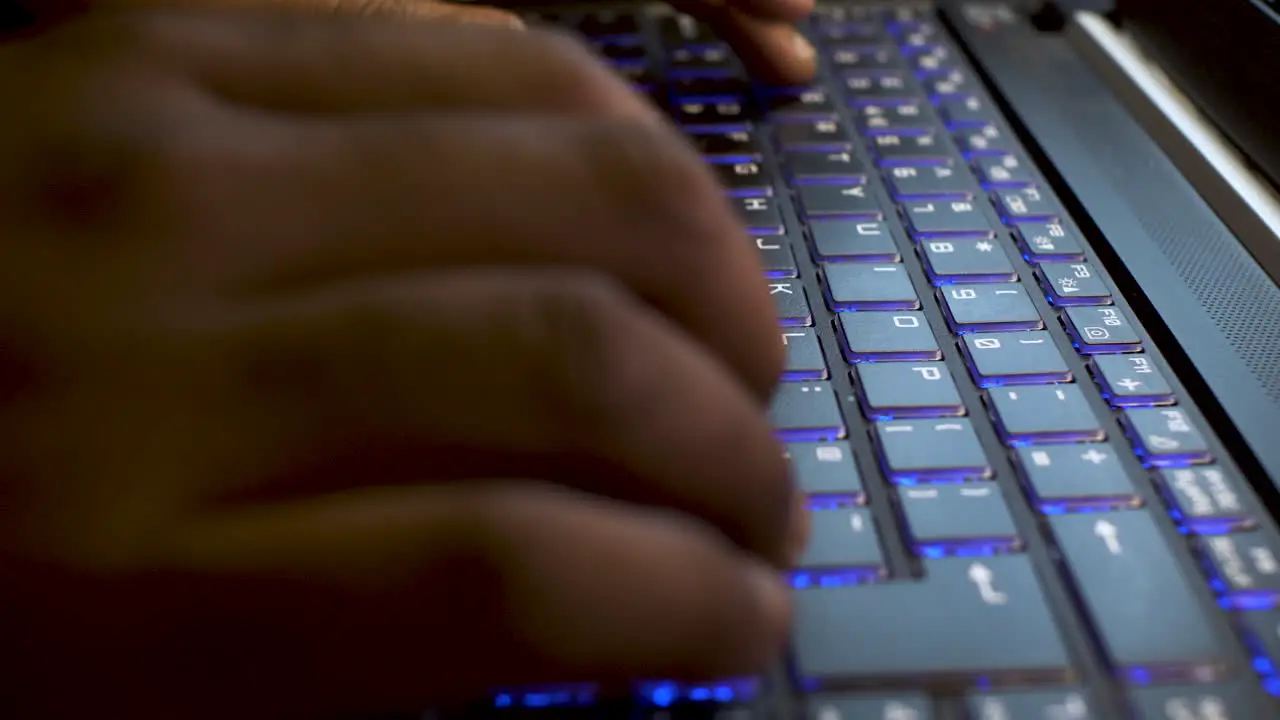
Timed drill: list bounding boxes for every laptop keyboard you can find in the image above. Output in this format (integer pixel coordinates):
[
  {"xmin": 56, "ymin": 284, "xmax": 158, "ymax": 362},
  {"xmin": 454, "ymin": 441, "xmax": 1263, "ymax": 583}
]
[{"xmin": 438, "ymin": 2, "xmax": 1280, "ymax": 718}]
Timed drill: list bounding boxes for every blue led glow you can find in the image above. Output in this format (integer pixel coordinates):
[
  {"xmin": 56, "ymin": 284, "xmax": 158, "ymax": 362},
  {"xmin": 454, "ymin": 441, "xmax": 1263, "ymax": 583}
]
[
  {"xmin": 490, "ymin": 685, "xmax": 598, "ymax": 709},
  {"xmin": 806, "ymin": 494, "xmax": 861, "ymax": 511},
  {"xmin": 637, "ymin": 678, "xmax": 758, "ymax": 707},
  {"xmin": 975, "ymin": 371, "xmax": 1075, "ymax": 387},
  {"xmin": 775, "ymin": 427, "xmax": 847, "ymax": 443},
  {"xmin": 682, "ymin": 123, "xmax": 751, "ymax": 135},
  {"xmin": 781, "ymin": 370, "xmax": 829, "ymax": 382},
  {"xmin": 792, "ymin": 176, "xmax": 873, "ymax": 187},
  {"xmin": 789, "ymin": 568, "xmax": 880, "ymax": 589},
  {"xmin": 1037, "ymin": 498, "xmax": 1142, "ymax": 515},
  {"xmin": 704, "ymin": 154, "xmax": 765, "ymax": 165},
  {"xmin": 915, "ymin": 541, "xmax": 1014, "ymax": 559},
  {"xmin": 929, "ymin": 272, "xmax": 1021, "ymax": 287},
  {"xmin": 829, "ymin": 300, "xmax": 921, "ymax": 312}
]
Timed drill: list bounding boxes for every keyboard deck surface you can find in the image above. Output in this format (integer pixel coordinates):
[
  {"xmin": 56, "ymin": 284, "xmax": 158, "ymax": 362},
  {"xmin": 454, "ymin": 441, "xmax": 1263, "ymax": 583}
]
[{"xmin": 437, "ymin": 2, "xmax": 1280, "ymax": 718}]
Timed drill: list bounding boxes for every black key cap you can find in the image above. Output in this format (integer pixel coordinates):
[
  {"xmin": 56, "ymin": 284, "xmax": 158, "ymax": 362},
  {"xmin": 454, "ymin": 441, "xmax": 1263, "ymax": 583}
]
[
  {"xmin": 784, "ymin": 150, "xmax": 867, "ymax": 184},
  {"xmin": 919, "ymin": 236, "xmax": 1018, "ymax": 284},
  {"xmin": 974, "ymin": 154, "xmax": 1037, "ymax": 189},
  {"xmin": 1158, "ymin": 467, "xmax": 1253, "ymax": 533},
  {"xmin": 781, "ymin": 328, "xmax": 827, "ymax": 381},
  {"xmin": 966, "ymin": 690, "xmax": 1095, "ymax": 720},
  {"xmin": 776, "ymin": 119, "xmax": 853, "ymax": 151},
  {"xmin": 595, "ymin": 40, "xmax": 646, "ymax": 62},
  {"xmin": 673, "ymin": 97, "xmax": 750, "ymax": 126},
  {"xmin": 854, "ymin": 361, "xmax": 965, "ymax": 419},
  {"xmin": 838, "ymin": 311, "xmax": 942, "ymax": 362},
  {"xmin": 797, "ymin": 184, "xmax": 882, "ymax": 220},
  {"xmin": 659, "ymin": 14, "xmax": 715, "ymax": 45},
  {"xmin": 734, "ymin": 196, "xmax": 785, "ymax": 234},
  {"xmin": 713, "ymin": 161, "xmax": 773, "ymax": 196},
  {"xmin": 577, "ymin": 10, "xmax": 639, "ymax": 37},
  {"xmin": 1129, "ymin": 683, "xmax": 1268, "ymax": 719},
  {"xmin": 769, "ymin": 279, "xmax": 811, "ymax": 326},
  {"xmin": 1199, "ymin": 532, "xmax": 1280, "ymax": 606},
  {"xmin": 953, "ymin": 124, "xmax": 1017, "ymax": 157},
  {"xmin": 786, "ymin": 441, "xmax": 864, "ymax": 507},
  {"xmin": 1092, "ymin": 354, "xmax": 1177, "ymax": 407},
  {"xmin": 824, "ymin": 263, "xmax": 920, "ymax": 310},
  {"xmin": 808, "ymin": 220, "xmax": 900, "ymax": 262},
  {"xmin": 828, "ymin": 43, "xmax": 901, "ymax": 69},
  {"xmin": 885, "ymin": 164, "xmax": 975, "ymax": 201},
  {"xmin": 898, "ymin": 482, "xmax": 1020, "ymax": 554},
  {"xmin": 941, "ymin": 284, "xmax": 1044, "ymax": 333},
  {"xmin": 692, "ymin": 129, "xmax": 762, "ymax": 160},
  {"xmin": 667, "ymin": 44, "xmax": 735, "ymax": 73},
  {"xmin": 793, "ymin": 556, "xmax": 1072, "ymax": 684},
  {"xmin": 1062, "ymin": 306, "xmax": 1143, "ymax": 354},
  {"xmin": 938, "ymin": 95, "xmax": 997, "ymax": 128},
  {"xmin": 794, "ymin": 508, "xmax": 886, "ymax": 584},
  {"xmin": 875, "ymin": 418, "xmax": 992, "ymax": 481},
  {"xmin": 1015, "ymin": 444, "xmax": 1142, "ymax": 512},
  {"xmin": 1049, "ymin": 510, "xmax": 1231, "ymax": 678},
  {"xmin": 807, "ymin": 695, "xmax": 936, "ymax": 719},
  {"xmin": 855, "ymin": 101, "xmax": 935, "ymax": 135},
  {"xmin": 993, "ymin": 186, "xmax": 1060, "ymax": 223},
  {"xmin": 988, "ymin": 385, "xmax": 1106, "ymax": 445},
  {"xmin": 763, "ymin": 86, "xmax": 838, "ymax": 117},
  {"xmin": 754, "ymin": 235, "xmax": 798, "ymax": 278},
  {"xmin": 869, "ymin": 132, "xmax": 953, "ymax": 167},
  {"xmin": 1014, "ymin": 220, "xmax": 1087, "ymax": 262},
  {"xmin": 923, "ymin": 69, "xmax": 972, "ymax": 100},
  {"xmin": 1039, "ymin": 262, "xmax": 1111, "ymax": 306},
  {"xmin": 769, "ymin": 382, "xmax": 845, "ymax": 441},
  {"xmin": 901, "ymin": 199, "xmax": 995, "ymax": 238},
  {"xmin": 818, "ymin": 21, "xmax": 886, "ymax": 44},
  {"xmin": 961, "ymin": 330, "xmax": 1073, "ymax": 386},
  {"xmin": 841, "ymin": 71, "xmax": 917, "ymax": 105},
  {"xmin": 1122, "ymin": 407, "xmax": 1213, "ymax": 466}
]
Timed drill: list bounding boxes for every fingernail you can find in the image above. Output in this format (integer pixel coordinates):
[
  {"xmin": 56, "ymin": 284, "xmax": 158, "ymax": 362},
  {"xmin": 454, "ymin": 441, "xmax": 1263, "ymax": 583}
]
[{"xmin": 790, "ymin": 30, "xmax": 815, "ymax": 62}]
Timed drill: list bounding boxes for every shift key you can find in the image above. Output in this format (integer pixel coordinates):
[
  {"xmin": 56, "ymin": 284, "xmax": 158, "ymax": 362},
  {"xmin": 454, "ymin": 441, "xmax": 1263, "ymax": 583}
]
[{"xmin": 1048, "ymin": 511, "xmax": 1231, "ymax": 680}]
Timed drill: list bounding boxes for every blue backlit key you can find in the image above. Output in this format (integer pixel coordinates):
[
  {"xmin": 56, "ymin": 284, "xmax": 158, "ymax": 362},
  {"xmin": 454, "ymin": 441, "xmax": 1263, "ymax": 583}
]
[
  {"xmin": 869, "ymin": 132, "xmax": 954, "ymax": 167},
  {"xmin": 734, "ymin": 195, "xmax": 785, "ymax": 234},
  {"xmin": 1015, "ymin": 444, "xmax": 1141, "ymax": 512},
  {"xmin": 988, "ymin": 385, "xmax": 1106, "ymax": 445},
  {"xmin": 755, "ymin": 236, "xmax": 797, "ymax": 279},
  {"xmin": 1123, "ymin": 407, "xmax": 1213, "ymax": 466},
  {"xmin": 1157, "ymin": 467, "xmax": 1253, "ymax": 533},
  {"xmin": 781, "ymin": 328, "xmax": 827, "ymax": 381},
  {"xmin": 885, "ymin": 164, "xmax": 975, "ymax": 201},
  {"xmin": 941, "ymin": 284, "xmax": 1044, "ymax": 333},
  {"xmin": 838, "ymin": 311, "xmax": 941, "ymax": 362},
  {"xmin": 1013, "ymin": 221, "xmax": 1086, "ymax": 262},
  {"xmin": 875, "ymin": 418, "xmax": 991, "ymax": 482},
  {"xmin": 798, "ymin": 184, "xmax": 883, "ymax": 220},
  {"xmin": 824, "ymin": 263, "xmax": 920, "ymax": 311},
  {"xmin": 993, "ymin": 186, "xmax": 1060, "ymax": 223},
  {"xmin": 966, "ymin": 689, "xmax": 1096, "ymax": 720},
  {"xmin": 1198, "ymin": 532, "xmax": 1280, "ymax": 608},
  {"xmin": 898, "ymin": 482, "xmax": 1020, "ymax": 554},
  {"xmin": 1049, "ymin": 511, "xmax": 1231, "ymax": 679},
  {"xmin": 854, "ymin": 362, "xmax": 965, "ymax": 418},
  {"xmin": 794, "ymin": 508, "xmax": 886, "ymax": 585},
  {"xmin": 770, "ymin": 382, "xmax": 845, "ymax": 441},
  {"xmin": 841, "ymin": 71, "xmax": 918, "ymax": 105},
  {"xmin": 786, "ymin": 440, "xmax": 864, "ymax": 507},
  {"xmin": 1129, "ymin": 683, "xmax": 1268, "ymax": 719},
  {"xmin": 919, "ymin": 236, "xmax": 1018, "ymax": 284},
  {"xmin": 938, "ymin": 94, "xmax": 996, "ymax": 128},
  {"xmin": 769, "ymin": 280, "xmax": 812, "ymax": 326},
  {"xmin": 785, "ymin": 149, "xmax": 867, "ymax": 184},
  {"xmin": 1092, "ymin": 354, "xmax": 1177, "ymax": 407},
  {"xmin": 777, "ymin": 119, "xmax": 854, "ymax": 151},
  {"xmin": 1062, "ymin": 306, "xmax": 1143, "ymax": 354},
  {"xmin": 828, "ymin": 43, "xmax": 902, "ymax": 70},
  {"xmin": 1039, "ymin": 262, "xmax": 1111, "ymax": 306},
  {"xmin": 765, "ymin": 86, "xmax": 838, "ymax": 117},
  {"xmin": 952, "ymin": 124, "xmax": 1016, "ymax": 157},
  {"xmin": 973, "ymin": 153, "xmax": 1036, "ymax": 189},
  {"xmin": 806, "ymin": 694, "xmax": 935, "ymax": 719},
  {"xmin": 793, "ymin": 555, "xmax": 1073, "ymax": 684},
  {"xmin": 961, "ymin": 330, "xmax": 1072, "ymax": 386},
  {"xmin": 902, "ymin": 198, "xmax": 995, "ymax": 238},
  {"xmin": 809, "ymin": 220, "xmax": 900, "ymax": 262},
  {"xmin": 856, "ymin": 102, "xmax": 935, "ymax": 136}
]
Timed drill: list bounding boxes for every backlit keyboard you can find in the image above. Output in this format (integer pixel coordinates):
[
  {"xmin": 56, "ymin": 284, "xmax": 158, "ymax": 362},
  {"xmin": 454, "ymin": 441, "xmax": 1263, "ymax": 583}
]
[{"xmin": 440, "ymin": 3, "xmax": 1280, "ymax": 718}]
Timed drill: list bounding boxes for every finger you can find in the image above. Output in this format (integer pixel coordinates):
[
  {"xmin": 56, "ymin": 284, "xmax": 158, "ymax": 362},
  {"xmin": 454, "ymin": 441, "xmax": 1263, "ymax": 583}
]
[
  {"xmin": 669, "ymin": 4, "xmax": 816, "ymax": 85},
  {"xmin": 13, "ymin": 484, "xmax": 792, "ymax": 716},
  {"xmin": 209, "ymin": 267, "xmax": 798, "ymax": 566},
  {"xmin": 43, "ymin": 0, "xmax": 526, "ymax": 27}
]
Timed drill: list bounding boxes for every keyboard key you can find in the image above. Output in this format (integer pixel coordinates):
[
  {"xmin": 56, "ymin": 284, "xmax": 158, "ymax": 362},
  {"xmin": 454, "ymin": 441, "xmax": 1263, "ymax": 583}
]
[
  {"xmin": 754, "ymin": 236, "xmax": 798, "ymax": 278},
  {"xmin": 692, "ymin": 129, "xmax": 762, "ymax": 160},
  {"xmin": 671, "ymin": 74, "xmax": 748, "ymax": 98},
  {"xmin": 841, "ymin": 71, "xmax": 917, "ymax": 105},
  {"xmin": 961, "ymin": 330, "xmax": 1073, "ymax": 386},
  {"xmin": 953, "ymin": 124, "xmax": 1016, "ymax": 157},
  {"xmin": 807, "ymin": 694, "xmax": 935, "ymax": 719},
  {"xmin": 869, "ymin": 132, "xmax": 953, "ymax": 166},
  {"xmin": 786, "ymin": 441, "xmax": 864, "ymax": 507},
  {"xmin": 993, "ymin": 187, "xmax": 1060, "ymax": 223},
  {"xmin": 780, "ymin": 328, "xmax": 827, "ymax": 381},
  {"xmin": 938, "ymin": 95, "xmax": 997, "ymax": 128},
  {"xmin": 659, "ymin": 13, "xmax": 715, "ymax": 44},
  {"xmin": 769, "ymin": 279, "xmax": 811, "ymax": 326},
  {"xmin": 838, "ymin": 311, "xmax": 942, "ymax": 362},
  {"xmin": 819, "ymin": 21, "xmax": 886, "ymax": 44},
  {"xmin": 794, "ymin": 508, "xmax": 886, "ymax": 583},
  {"xmin": 1062, "ymin": 305, "xmax": 1143, "ymax": 354},
  {"xmin": 577, "ymin": 10, "xmax": 639, "ymax": 37},
  {"xmin": 855, "ymin": 101, "xmax": 936, "ymax": 135},
  {"xmin": 713, "ymin": 162, "xmax": 773, "ymax": 196},
  {"xmin": 940, "ymin": 284, "xmax": 1044, "ymax": 333},
  {"xmin": 808, "ymin": 220, "xmax": 900, "ymax": 262},
  {"xmin": 884, "ymin": 164, "xmax": 975, "ymax": 201},
  {"xmin": 1122, "ymin": 407, "xmax": 1213, "ymax": 466},
  {"xmin": 827, "ymin": 43, "xmax": 901, "ymax": 70},
  {"xmin": 966, "ymin": 689, "xmax": 1095, "ymax": 720},
  {"xmin": 1015, "ymin": 444, "xmax": 1142, "ymax": 512},
  {"xmin": 784, "ymin": 150, "xmax": 867, "ymax": 184},
  {"xmin": 763, "ymin": 86, "xmax": 838, "ymax": 117},
  {"xmin": 1199, "ymin": 532, "xmax": 1280, "ymax": 606},
  {"xmin": 824, "ymin": 263, "xmax": 920, "ymax": 311},
  {"xmin": 797, "ymin": 184, "xmax": 882, "ymax": 219},
  {"xmin": 923, "ymin": 69, "xmax": 972, "ymax": 100},
  {"xmin": 673, "ymin": 97, "xmax": 750, "ymax": 126},
  {"xmin": 769, "ymin": 382, "xmax": 845, "ymax": 441},
  {"xmin": 1013, "ymin": 221, "xmax": 1086, "ymax": 262},
  {"xmin": 898, "ymin": 482, "xmax": 1020, "ymax": 554},
  {"xmin": 1158, "ymin": 467, "xmax": 1253, "ymax": 533},
  {"xmin": 901, "ymin": 199, "xmax": 995, "ymax": 238},
  {"xmin": 1129, "ymin": 683, "xmax": 1268, "ymax": 719},
  {"xmin": 1048, "ymin": 511, "xmax": 1231, "ymax": 678},
  {"xmin": 1238, "ymin": 610, "xmax": 1280, "ymax": 677},
  {"xmin": 667, "ymin": 43, "xmax": 735, "ymax": 73},
  {"xmin": 793, "ymin": 556, "xmax": 1072, "ymax": 684},
  {"xmin": 919, "ymin": 236, "xmax": 1018, "ymax": 284},
  {"xmin": 776, "ymin": 119, "xmax": 853, "ymax": 151},
  {"xmin": 1039, "ymin": 262, "xmax": 1112, "ymax": 306},
  {"xmin": 875, "ymin": 418, "xmax": 991, "ymax": 482},
  {"xmin": 1092, "ymin": 354, "xmax": 1177, "ymax": 407},
  {"xmin": 734, "ymin": 196, "xmax": 785, "ymax": 234},
  {"xmin": 988, "ymin": 384, "xmax": 1106, "ymax": 445},
  {"xmin": 854, "ymin": 361, "xmax": 965, "ymax": 418}
]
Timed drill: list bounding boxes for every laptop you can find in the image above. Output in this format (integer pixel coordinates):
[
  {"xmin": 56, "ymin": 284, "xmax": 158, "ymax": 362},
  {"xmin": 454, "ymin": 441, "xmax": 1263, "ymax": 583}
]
[{"xmin": 430, "ymin": 1, "xmax": 1280, "ymax": 717}]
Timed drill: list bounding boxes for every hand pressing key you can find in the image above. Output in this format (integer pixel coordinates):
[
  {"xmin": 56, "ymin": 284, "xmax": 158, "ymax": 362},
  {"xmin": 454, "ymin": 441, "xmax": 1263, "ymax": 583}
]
[{"xmin": 0, "ymin": 13, "xmax": 801, "ymax": 718}]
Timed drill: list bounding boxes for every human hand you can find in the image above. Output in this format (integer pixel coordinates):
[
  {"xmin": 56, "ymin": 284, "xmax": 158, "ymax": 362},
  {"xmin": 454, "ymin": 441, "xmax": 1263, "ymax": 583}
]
[{"xmin": 0, "ymin": 11, "xmax": 798, "ymax": 718}]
